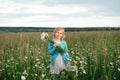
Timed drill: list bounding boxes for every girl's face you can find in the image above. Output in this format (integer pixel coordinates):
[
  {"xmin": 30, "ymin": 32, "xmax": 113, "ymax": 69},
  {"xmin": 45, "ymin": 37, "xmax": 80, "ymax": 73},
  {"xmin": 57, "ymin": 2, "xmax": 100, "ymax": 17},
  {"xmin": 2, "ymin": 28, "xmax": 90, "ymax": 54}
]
[{"xmin": 54, "ymin": 30, "xmax": 64, "ymax": 41}]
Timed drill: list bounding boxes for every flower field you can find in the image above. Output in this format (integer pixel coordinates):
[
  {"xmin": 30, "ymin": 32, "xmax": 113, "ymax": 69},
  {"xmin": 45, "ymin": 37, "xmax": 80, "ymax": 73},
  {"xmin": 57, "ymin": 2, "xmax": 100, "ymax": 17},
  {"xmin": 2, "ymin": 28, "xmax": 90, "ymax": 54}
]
[{"xmin": 0, "ymin": 31, "xmax": 120, "ymax": 80}]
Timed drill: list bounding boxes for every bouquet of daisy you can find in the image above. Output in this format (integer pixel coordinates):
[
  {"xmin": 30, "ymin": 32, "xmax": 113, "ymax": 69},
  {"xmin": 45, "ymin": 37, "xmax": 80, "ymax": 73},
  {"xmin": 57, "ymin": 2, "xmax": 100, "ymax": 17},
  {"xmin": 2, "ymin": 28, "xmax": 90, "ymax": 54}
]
[{"xmin": 40, "ymin": 32, "xmax": 65, "ymax": 55}]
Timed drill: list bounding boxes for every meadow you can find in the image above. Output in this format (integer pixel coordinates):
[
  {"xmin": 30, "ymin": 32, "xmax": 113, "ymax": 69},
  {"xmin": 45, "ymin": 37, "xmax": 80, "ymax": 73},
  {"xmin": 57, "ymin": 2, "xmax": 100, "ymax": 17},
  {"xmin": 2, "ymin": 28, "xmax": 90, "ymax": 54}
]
[{"xmin": 0, "ymin": 31, "xmax": 120, "ymax": 80}]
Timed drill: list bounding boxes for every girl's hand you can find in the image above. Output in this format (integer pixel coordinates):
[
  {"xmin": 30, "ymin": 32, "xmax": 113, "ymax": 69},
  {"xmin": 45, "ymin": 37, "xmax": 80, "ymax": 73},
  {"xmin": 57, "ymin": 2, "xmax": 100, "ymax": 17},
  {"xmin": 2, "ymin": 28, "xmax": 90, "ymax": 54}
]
[{"xmin": 54, "ymin": 42, "xmax": 58, "ymax": 48}]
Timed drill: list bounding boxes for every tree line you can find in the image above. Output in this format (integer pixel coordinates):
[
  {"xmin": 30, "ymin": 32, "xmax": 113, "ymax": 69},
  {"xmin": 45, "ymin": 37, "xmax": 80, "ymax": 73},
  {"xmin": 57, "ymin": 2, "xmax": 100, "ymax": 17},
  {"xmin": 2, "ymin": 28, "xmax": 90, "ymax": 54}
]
[{"xmin": 0, "ymin": 27, "xmax": 120, "ymax": 32}]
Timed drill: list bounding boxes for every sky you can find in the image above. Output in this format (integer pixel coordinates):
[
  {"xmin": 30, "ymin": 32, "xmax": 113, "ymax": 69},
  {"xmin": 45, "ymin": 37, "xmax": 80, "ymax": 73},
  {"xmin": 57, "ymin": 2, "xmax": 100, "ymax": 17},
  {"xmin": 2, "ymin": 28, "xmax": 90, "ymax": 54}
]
[{"xmin": 0, "ymin": 0, "xmax": 120, "ymax": 27}]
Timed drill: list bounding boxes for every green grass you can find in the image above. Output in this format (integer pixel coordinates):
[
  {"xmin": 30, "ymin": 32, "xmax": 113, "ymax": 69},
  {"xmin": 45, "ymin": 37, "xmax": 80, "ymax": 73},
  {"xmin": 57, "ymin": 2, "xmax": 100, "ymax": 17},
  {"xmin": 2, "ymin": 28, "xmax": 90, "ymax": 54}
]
[{"xmin": 0, "ymin": 31, "xmax": 120, "ymax": 80}]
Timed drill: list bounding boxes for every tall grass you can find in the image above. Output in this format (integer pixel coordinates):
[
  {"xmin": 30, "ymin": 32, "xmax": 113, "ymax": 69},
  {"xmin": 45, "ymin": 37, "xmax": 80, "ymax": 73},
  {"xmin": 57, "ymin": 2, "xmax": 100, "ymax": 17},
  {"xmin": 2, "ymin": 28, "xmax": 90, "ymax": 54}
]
[{"xmin": 0, "ymin": 31, "xmax": 120, "ymax": 80}]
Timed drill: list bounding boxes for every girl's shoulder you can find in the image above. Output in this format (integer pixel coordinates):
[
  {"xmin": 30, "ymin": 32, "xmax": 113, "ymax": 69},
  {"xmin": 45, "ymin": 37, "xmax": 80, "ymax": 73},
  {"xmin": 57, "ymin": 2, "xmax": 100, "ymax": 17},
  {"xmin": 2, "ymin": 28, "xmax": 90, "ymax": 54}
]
[{"xmin": 61, "ymin": 40, "xmax": 67, "ymax": 44}]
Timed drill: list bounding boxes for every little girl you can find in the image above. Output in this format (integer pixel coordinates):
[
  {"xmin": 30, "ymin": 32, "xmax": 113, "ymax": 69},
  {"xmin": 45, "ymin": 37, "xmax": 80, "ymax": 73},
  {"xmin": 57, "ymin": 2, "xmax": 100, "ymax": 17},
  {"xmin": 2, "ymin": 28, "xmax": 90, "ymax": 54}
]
[{"xmin": 48, "ymin": 27, "xmax": 71, "ymax": 78}]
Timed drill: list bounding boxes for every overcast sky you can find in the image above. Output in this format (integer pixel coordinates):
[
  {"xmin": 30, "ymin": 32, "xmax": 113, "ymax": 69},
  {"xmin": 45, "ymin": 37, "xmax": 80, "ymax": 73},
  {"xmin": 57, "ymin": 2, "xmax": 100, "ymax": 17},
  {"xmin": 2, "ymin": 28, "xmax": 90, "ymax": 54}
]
[{"xmin": 0, "ymin": 0, "xmax": 120, "ymax": 27}]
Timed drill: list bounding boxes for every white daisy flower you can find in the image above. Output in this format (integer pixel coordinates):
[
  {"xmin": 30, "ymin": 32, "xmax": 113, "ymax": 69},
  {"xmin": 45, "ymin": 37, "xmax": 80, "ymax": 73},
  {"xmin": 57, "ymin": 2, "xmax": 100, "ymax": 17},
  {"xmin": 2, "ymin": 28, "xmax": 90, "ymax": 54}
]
[
  {"xmin": 21, "ymin": 76, "xmax": 26, "ymax": 80},
  {"xmin": 118, "ymin": 68, "xmax": 120, "ymax": 71},
  {"xmin": 41, "ymin": 32, "xmax": 49, "ymax": 42}
]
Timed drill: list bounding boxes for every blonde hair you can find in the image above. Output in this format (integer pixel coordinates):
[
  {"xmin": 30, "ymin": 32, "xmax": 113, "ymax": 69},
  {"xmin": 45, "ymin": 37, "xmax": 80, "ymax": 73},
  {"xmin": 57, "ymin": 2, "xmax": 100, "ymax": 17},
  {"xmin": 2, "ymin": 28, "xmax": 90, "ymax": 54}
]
[{"xmin": 53, "ymin": 27, "xmax": 65, "ymax": 40}]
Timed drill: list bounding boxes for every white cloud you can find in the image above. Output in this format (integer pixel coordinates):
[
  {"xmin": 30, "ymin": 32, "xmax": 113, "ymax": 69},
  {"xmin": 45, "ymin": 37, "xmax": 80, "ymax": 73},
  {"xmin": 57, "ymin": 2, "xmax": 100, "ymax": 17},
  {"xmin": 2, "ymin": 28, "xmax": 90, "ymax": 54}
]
[
  {"xmin": 0, "ymin": 0, "xmax": 120, "ymax": 27},
  {"xmin": 1, "ymin": 15, "xmax": 119, "ymax": 27}
]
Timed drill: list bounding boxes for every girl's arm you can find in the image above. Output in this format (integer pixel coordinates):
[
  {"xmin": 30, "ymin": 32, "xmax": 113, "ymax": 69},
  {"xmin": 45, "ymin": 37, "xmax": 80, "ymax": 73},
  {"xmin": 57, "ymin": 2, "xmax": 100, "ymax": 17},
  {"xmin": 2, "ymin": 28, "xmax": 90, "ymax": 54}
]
[
  {"xmin": 64, "ymin": 41, "xmax": 69, "ymax": 53},
  {"xmin": 48, "ymin": 42, "xmax": 56, "ymax": 55},
  {"xmin": 62, "ymin": 41, "xmax": 71, "ymax": 63}
]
